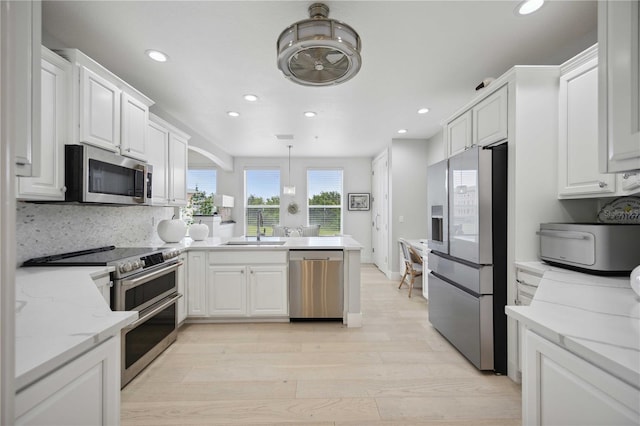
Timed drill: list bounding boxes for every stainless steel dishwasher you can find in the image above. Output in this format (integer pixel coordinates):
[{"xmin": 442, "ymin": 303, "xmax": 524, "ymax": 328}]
[{"xmin": 289, "ymin": 250, "xmax": 344, "ymax": 319}]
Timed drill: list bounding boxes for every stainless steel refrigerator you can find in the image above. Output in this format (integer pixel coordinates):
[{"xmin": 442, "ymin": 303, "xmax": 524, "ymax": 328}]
[{"xmin": 427, "ymin": 144, "xmax": 507, "ymax": 374}]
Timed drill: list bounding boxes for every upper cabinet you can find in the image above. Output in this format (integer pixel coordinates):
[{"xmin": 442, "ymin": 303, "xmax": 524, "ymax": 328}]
[
  {"xmin": 598, "ymin": 0, "xmax": 640, "ymax": 173},
  {"xmin": 17, "ymin": 47, "xmax": 72, "ymax": 201},
  {"xmin": 148, "ymin": 113, "xmax": 189, "ymax": 206},
  {"xmin": 2, "ymin": 1, "xmax": 41, "ymax": 176},
  {"xmin": 446, "ymin": 85, "xmax": 508, "ymax": 157},
  {"xmin": 56, "ymin": 49, "xmax": 153, "ymax": 161},
  {"xmin": 558, "ymin": 46, "xmax": 616, "ymax": 198}
]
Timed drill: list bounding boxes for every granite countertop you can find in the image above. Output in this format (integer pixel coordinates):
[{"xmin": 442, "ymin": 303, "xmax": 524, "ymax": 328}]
[
  {"xmin": 506, "ymin": 268, "xmax": 640, "ymax": 389},
  {"xmin": 15, "ymin": 266, "xmax": 137, "ymax": 391},
  {"xmin": 166, "ymin": 236, "xmax": 363, "ymax": 251}
]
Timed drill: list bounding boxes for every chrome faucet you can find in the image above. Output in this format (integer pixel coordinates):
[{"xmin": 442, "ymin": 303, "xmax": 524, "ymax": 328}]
[{"xmin": 257, "ymin": 211, "xmax": 264, "ymax": 241}]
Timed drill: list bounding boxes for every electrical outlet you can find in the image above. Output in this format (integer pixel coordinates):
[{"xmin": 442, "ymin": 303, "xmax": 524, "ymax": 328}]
[{"xmin": 399, "ymin": 215, "xmax": 404, "ymax": 223}]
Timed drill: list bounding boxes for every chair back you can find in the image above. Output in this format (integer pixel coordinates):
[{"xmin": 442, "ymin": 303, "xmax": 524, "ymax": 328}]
[
  {"xmin": 399, "ymin": 240, "xmax": 411, "ymax": 267},
  {"xmin": 301, "ymin": 225, "xmax": 320, "ymax": 237},
  {"xmin": 408, "ymin": 246, "xmax": 423, "ymax": 265},
  {"xmin": 272, "ymin": 225, "xmax": 287, "ymax": 237}
]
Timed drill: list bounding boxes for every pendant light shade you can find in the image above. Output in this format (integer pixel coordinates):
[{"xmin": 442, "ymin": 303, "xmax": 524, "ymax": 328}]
[
  {"xmin": 277, "ymin": 3, "xmax": 362, "ymax": 86},
  {"xmin": 283, "ymin": 145, "xmax": 296, "ymax": 195}
]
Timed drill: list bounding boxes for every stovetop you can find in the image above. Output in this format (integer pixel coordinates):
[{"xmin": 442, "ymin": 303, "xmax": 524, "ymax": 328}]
[{"xmin": 22, "ymin": 246, "xmax": 181, "ymax": 277}]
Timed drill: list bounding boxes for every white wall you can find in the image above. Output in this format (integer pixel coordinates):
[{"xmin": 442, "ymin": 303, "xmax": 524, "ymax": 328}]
[
  {"xmin": 390, "ymin": 138, "xmax": 430, "ymax": 275},
  {"xmin": 216, "ymin": 156, "xmax": 373, "ymax": 262}
]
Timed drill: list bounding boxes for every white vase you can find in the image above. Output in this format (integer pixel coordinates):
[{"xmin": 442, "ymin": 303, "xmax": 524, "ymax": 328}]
[{"xmin": 631, "ymin": 265, "xmax": 640, "ymax": 297}]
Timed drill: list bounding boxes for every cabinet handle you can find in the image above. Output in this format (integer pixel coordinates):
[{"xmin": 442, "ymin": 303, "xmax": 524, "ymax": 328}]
[
  {"xmin": 623, "ymin": 172, "xmax": 637, "ymax": 179},
  {"xmin": 598, "ymin": 181, "xmax": 607, "ymax": 188},
  {"xmin": 16, "ymin": 161, "xmax": 27, "ymax": 166},
  {"xmin": 241, "ymin": 269, "xmax": 244, "ymax": 274},
  {"xmin": 61, "ymin": 186, "xmax": 67, "ymax": 193}
]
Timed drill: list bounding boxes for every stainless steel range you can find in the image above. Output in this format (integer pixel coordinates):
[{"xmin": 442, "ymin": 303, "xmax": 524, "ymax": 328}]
[{"xmin": 23, "ymin": 246, "xmax": 183, "ymax": 387}]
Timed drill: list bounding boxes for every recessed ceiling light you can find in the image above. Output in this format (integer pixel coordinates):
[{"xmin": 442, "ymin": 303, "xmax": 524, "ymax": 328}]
[
  {"xmin": 417, "ymin": 107, "xmax": 430, "ymax": 114},
  {"xmin": 243, "ymin": 94, "xmax": 258, "ymax": 102},
  {"xmin": 515, "ymin": 0, "xmax": 544, "ymax": 15},
  {"xmin": 227, "ymin": 111, "xmax": 240, "ymax": 117},
  {"xmin": 304, "ymin": 111, "xmax": 317, "ymax": 118},
  {"xmin": 145, "ymin": 49, "xmax": 168, "ymax": 62},
  {"xmin": 397, "ymin": 129, "xmax": 408, "ymax": 134}
]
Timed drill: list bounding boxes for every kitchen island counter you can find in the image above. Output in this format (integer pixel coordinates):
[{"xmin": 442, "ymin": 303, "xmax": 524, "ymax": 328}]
[{"xmin": 15, "ymin": 266, "xmax": 137, "ymax": 390}]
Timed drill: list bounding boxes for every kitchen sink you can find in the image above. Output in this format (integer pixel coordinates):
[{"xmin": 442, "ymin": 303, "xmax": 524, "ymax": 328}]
[{"xmin": 223, "ymin": 240, "xmax": 286, "ymax": 246}]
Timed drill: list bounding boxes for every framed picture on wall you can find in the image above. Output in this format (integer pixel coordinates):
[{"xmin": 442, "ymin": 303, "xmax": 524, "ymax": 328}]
[{"xmin": 348, "ymin": 193, "xmax": 370, "ymax": 211}]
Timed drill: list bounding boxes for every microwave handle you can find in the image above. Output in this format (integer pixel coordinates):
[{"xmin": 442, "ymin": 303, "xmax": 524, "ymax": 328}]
[{"xmin": 536, "ymin": 230, "xmax": 591, "ymax": 240}]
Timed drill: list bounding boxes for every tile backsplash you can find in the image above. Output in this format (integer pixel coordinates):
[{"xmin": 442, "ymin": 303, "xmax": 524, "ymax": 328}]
[{"xmin": 16, "ymin": 202, "xmax": 176, "ymax": 264}]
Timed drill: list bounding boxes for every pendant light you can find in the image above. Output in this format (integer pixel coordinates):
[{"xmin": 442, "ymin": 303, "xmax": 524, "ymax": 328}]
[{"xmin": 283, "ymin": 145, "xmax": 296, "ymax": 195}]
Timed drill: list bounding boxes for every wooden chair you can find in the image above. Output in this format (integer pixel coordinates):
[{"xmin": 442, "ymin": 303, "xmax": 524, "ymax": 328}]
[{"xmin": 398, "ymin": 240, "xmax": 423, "ymax": 298}]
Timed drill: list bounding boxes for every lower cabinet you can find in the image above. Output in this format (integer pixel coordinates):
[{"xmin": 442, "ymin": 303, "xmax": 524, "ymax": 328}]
[
  {"xmin": 522, "ymin": 329, "xmax": 639, "ymax": 425},
  {"xmin": 92, "ymin": 271, "xmax": 112, "ymax": 306},
  {"xmin": 188, "ymin": 250, "xmax": 288, "ymax": 319},
  {"xmin": 15, "ymin": 336, "xmax": 120, "ymax": 425}
]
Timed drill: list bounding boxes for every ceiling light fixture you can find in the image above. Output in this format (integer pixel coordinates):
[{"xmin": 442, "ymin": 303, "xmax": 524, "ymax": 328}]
[
  {"xmin": 304, "ymin": 111, "xmax": 317, "ymax": 118},
  {"xmin": 515, "ymin": 0, "xmax": 544, "ymax": 15},
  {"xmin": 417, "ymin": 107, "xmax": 430, "ymax": 114},
  {"xmin": 397, "ymin": 129, "xmax": 408, "ymax": 134},
  {"xmin": 277, "ymin": 3, "xmax": 362, "ymax": 86},
  {"xmin": 145, "ymin": 49, "xmax": 168, "ymax": 62},
  {"xmin": 283, "ymin": 145, "xmax": 296, "ymax": 195},
  {"xmin": 227, "ymin": 111, "xmax": 240, "ymax": 117},
  {"xmin": 243, "ymin": 94, "xmax": 259, "ymax": 102}
]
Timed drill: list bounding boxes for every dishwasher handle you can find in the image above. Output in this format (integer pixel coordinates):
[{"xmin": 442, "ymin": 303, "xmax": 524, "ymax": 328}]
[{"xmin": 289, "ymin": 250, "xmax": 344, "ymax": 262}]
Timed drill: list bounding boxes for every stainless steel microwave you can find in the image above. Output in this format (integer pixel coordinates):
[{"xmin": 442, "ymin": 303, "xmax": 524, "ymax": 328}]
[{"xmin": 65, "ymin": 144, "xmax": 152, "ymax": 205}]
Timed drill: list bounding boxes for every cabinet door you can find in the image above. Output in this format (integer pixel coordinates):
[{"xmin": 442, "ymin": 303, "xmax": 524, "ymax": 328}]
[
  {"xmin": 599, "ymin": 0, "xmax": 640, "ymax": 173},
  {"xmin": 523, "ymin": 329, "xmax": 639, "ymax": 426},
  {"xmin": 620, "ymin": 172, "xmax": 640, "ymax": 195},
  {"xmin": 79, "ymin": 66, "xmax": 120, "ymax": 152},
  {"xmin": 120, "ymin": 92, "xmax": 148, "ymax": 161},
  {"xmin": 187, "ymin": 251, "xmax": 207, "ymax": 317},
  {"xmin": 146, "ymin": 121, "xmax": 169, "ymax": 205},
  {"xmin": 249, "ymin": 265, "xmax": 288, "ymax": 316},
  {"xmin": 208, "ymin": 266, "xmax": 247, "ymax": 316},
  {"xmin": 15, "ymin": 336, "xmax": 120, "ymax": 426},
  {"xmin": 558, "ymin": 59, "xmax": 616, "ymax": 197},
  {"xmin": 168, "ymin": 133, "xmax": 188, "ymax": 206},
  {"xmin": 473, "ymin": 85, "xmax": 508, "ymax": 146},
  {"xmin": 447, "ymin": 110, "xmax": 472, "ymax": 157},
  {"xmin": 18, "ymin": 47, "xmax": 70, "ymax": 201},
  {"xmin": 3, "ymin": 1, "xmax": 41, "ymax": 177}
]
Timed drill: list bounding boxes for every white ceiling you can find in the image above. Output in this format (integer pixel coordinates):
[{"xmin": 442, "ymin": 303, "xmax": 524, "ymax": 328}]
[{"xmin": 42, "ymin": 1, "xmax": 597, "ymax": 159}]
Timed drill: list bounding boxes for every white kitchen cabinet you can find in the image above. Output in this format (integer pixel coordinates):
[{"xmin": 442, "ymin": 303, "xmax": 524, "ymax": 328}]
[
  {"xmin": 120, "ymin": 92, "xmax": 149, "ymax": 161},
  {"xmin": 2, "ymin": 0, "xmax": 41, "ymax": 177},
  {"xmin": 446, "ymin": 85, "xmax": 508, "ymax": 157},
  {"xmin": 17, "ymin": 47, "xmax": 71, "ymax": 201},
  {"xmin": 207, "ymin": 265, "xmax": 247, "ymax": 316},
  {"xmin": 148, "ymin": 113, "xmax": 190, "ymax": 206},
  {"xmin": 522, "ymin": 329, "xmax": 639, "ymax": 425},
  {"xmin": 56, "ymin": 49, "xmax": 154, "ymax": 160},
  {"xmin": 558, "ymin": 48, "xmax": 617, "ymax": 198},
  {"xmin": 168, "ymin": 132, "xmax": 188, "ymax": 206},
  {"xmin": 598, "ymin": 0, "xmax": 640, "ymax": 174},
  {"xmin": 187, "ymin": 251, "xmax": 207, "ymax": 317},
  {"xmin": 198, "ymin": 250, "xmax": 288, "ymax": 319},
  {"xmin": 473, "ymin": 85, "xmax": 508, "ymax": 146},
  {"xmin": 15, "ymin": 336, "xmax": 120, "ymax": 426},
  {"xmin": 446, "ymin": 110, "xmax": 472, "ymax": 157},
  {"xmin": 79, "ymin": 66, "xmax": 121, "ymax": 152},
  {"xmin": 177, "ymin": 253, "xmax": 188, "ymax": 325},
  {"xmin": 92, "ymin": 271, "xmax": 112, "ymax": 306},
  {"xmin": 249, "ymin": 265, "xmax": 289, "ymax": 316}
]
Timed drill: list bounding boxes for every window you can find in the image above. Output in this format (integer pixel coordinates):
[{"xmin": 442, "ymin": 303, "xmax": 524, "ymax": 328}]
[
  {"xmin": 307, "ymin": 169, "xmax": 343, "ymax": 235},
  {"xmin": 245, "ymin": 169, "xmax": 280, "ymax": 236},
  {"xmin": 182, "ymin": 168, "xmax": 217, "ymax": 223}
]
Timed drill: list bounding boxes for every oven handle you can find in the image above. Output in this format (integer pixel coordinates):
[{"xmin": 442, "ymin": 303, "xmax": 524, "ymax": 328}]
[
  {"xmin": 124, "ymin": 293, "xmax": 182, "ymax": 331},
  {"xmin": 120, "ymin": 261, "xmax": 183, "ymax": 290}
]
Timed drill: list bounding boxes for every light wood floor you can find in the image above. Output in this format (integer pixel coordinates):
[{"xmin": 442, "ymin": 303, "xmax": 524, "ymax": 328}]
[{"xmin": 121, "ymin": 264, "xmax": 522, "ymax": 425}]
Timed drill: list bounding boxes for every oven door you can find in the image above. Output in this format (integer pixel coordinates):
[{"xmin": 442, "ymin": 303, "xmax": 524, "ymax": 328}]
[
  {"xmin": 115, "ymin": 261, "xmax": 182, "ymax": 311},
  {"xmin": 121, "ymin": 293, "xmax": 181, "ymax": 387}
]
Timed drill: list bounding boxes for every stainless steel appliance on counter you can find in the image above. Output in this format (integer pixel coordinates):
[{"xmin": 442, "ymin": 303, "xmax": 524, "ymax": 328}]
[
  {"xmin": 23, "ymin": 246, "xmax": 182, "ymax": 387},
  {"xmin": 427, "ymin": 144, "xmax": 508, "ymax": 374},
  {"xmin": 289, "ymin": 250, "xmax": 344, "ymax": 319},
  {"xmin": 539, "ymin": 223, "xmax": 640, "ymax": 274}
]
